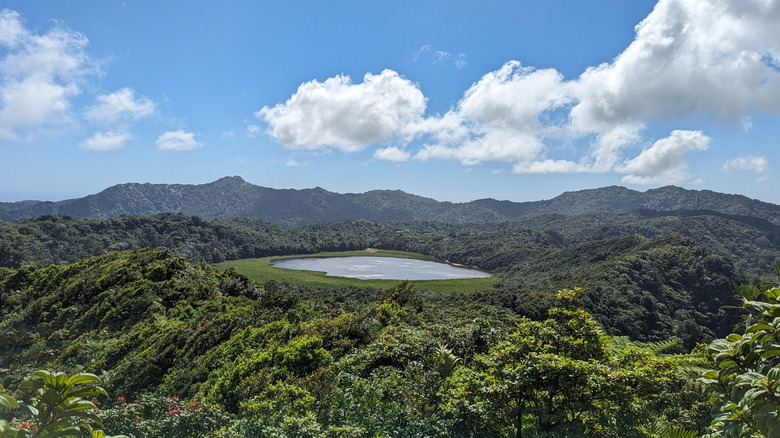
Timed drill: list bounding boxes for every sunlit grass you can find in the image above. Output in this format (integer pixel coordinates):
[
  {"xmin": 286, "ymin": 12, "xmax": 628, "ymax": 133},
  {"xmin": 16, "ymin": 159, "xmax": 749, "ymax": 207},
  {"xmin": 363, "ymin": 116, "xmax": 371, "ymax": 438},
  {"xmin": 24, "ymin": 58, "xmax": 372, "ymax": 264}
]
[{"xmin": 214, "ymin": 249, "xmax": 496, "ymax": 294}]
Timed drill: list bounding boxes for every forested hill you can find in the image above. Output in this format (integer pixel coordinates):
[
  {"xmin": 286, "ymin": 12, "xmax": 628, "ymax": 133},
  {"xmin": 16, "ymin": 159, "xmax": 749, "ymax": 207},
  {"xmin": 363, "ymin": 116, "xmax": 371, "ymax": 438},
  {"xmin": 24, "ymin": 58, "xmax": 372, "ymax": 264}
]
[{"xmin": 1, "ymin": 176, "xmax": 778, "ymax": 225}]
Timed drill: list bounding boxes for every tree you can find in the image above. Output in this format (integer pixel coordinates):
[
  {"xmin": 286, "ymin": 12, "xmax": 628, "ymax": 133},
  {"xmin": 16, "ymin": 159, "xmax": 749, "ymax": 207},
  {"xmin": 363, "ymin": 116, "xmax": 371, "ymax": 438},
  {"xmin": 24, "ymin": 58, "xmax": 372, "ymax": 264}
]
[
  {"xmin": 443, "ymin": 289, "xmax": 684, "ymax": 438},
  {"xmin": 699, "ymin": 276, "xmax": 780, "ymax": 438}
]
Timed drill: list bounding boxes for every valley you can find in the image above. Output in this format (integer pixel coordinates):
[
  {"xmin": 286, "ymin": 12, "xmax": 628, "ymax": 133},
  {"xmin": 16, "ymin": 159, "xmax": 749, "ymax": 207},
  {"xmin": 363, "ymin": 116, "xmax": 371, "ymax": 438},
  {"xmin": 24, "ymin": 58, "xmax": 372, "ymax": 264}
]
[{"xmin": 1, "ymin": 181, "xmax": 778, "ymax": 437}]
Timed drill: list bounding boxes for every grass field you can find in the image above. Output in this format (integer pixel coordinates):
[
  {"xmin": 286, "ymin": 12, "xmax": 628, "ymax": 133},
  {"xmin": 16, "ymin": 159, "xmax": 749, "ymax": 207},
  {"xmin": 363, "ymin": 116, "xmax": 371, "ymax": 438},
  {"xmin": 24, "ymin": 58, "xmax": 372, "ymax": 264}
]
[{"xmin": 213, "ymin": 249, "xmax": 496, "ymax": 294}]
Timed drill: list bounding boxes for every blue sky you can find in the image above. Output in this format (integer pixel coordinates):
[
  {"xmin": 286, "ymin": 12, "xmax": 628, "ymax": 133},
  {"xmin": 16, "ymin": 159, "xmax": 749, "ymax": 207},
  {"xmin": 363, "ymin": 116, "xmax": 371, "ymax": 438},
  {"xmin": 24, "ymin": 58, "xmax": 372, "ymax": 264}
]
[{"xmin": 1, "ymin": 1, "xmax": 779, "ymax": 204}]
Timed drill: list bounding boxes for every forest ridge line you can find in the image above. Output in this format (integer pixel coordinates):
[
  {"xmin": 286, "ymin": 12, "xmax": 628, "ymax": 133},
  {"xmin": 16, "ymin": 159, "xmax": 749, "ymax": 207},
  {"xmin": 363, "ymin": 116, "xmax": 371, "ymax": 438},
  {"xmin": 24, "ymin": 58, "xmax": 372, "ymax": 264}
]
[{"xmin": 1, "ymin": 176, "xmax": 778, "ymax": 225}]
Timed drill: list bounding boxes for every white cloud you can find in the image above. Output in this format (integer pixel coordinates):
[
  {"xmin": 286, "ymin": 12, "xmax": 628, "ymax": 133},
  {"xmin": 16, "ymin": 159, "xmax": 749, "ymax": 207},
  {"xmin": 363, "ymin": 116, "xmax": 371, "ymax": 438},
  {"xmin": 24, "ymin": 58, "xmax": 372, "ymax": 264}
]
[
  {"xmin": 570, "ymin": 0, "xmax": 780, "ymax": 132},
  {"xmin": 413, "ymin": 45, "xmax": 431, "ymax": 62},
  {"xmin": 257, "ymin": 0, "xmax": 780, "ymax": 185},
  {"xmin": 80, "ymin": 130, "xmax": 132, "ymax": 151},
  {"xmin": 85, "ymin": 87, "xmax": 154, "ymax": 123},
  {"xmin": 374, "ymin": 146, "xmax": 410, "ymax": 162},
  {"xmin": 246, "ymin": 124, "xmax": 261, "ymax": 137},
  {"xmin": 285, "ymin": 158, "xmax": 300, "ymax": 167},
  {"xmin": 0, "ymin": 9, "xmax": 93, "ymax": 140},
  {"xmin": 0, "ymin": 9, "xmax": 25, "ymax": 46},
  {"xmin": 415, "ymin": 61, "xmax": 570, "ymax": 165},
  {"xmin": 257, "ymin": 69, "xmax": 426, "ymax": 152},
  {"xmin": 414, "ymin": 44, "xmax": 467, "ymax": 69},
  {"xmin": 723, "ymin": 155, "xmax": 769, "ymax": 174},
  {"xmin": 512, "ymin": 159, "xmax": 583, "ymax": 174},
  {"xmin": 617, "ymin": 130, "xmax": 709, "ymax": 185},
  {"xmin": 434, "ymin": 51, "xmax": 467, "ymax": 69},
  {"xmin": 740, "ymin": 116, "xmax": 754, "ymax": 132},
  {"xmin": 584, "ymin": 123, "xmax": 643, "ymax": 172},
  {"xmin": 156, "ymin": 130, "xmax": 201, "ymax": 151}
]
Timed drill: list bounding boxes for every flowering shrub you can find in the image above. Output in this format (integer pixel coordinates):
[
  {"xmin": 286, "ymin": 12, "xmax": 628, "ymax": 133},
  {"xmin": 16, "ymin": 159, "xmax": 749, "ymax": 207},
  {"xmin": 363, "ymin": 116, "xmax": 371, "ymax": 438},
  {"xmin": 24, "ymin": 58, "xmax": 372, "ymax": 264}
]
[{"xmin": 100, "ymin": 394, "xmax": 232, "ymax": 438}]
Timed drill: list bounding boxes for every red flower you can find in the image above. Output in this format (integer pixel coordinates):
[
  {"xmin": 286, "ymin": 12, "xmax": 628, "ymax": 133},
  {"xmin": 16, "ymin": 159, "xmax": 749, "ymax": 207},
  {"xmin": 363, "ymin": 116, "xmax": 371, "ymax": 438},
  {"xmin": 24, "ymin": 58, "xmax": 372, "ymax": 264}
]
[
  {"xmin": 19, "ymin": 421, "xmax": 35, "ymax": 430},
  {"xmin": 168, "ymin": 408, "xmax": 182, "ymax": 417},
  {"xmin": 116, "ymin": 396, "xmax": 126, "ymax": 405},
  {"xmin": 136, "ymin": 416, "xmax": 143, "ymax": 423}
]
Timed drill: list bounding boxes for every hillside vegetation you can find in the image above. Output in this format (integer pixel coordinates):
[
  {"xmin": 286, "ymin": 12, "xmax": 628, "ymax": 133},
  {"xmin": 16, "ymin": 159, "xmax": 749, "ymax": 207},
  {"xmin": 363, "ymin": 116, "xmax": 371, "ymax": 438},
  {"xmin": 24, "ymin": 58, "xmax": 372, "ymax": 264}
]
[
  {"xmin": 2, "ymin": 209, "xmax": 777, "ymax": 279},
  {"xmin": 1, "ymin": 249, "xmax": 775, "ymax": 437},
  {"xmin": 2, "ymin": 177, "xmax": 779, "ymax": 225},
  {"xmin": 0, "ymin": 249, "xmax": 724, "ymax": 436},
  {"xmin": 2, "ymin": 181, "xmax": 779, "ymax": 436}
]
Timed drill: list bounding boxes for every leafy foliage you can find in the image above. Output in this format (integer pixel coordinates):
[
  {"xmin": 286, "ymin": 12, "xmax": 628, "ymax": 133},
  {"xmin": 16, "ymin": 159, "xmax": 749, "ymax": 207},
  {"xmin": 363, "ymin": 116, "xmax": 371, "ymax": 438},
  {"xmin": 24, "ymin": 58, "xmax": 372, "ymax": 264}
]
[
  {"xmin": 3, "ymin": 178, "xmax": 780, "ymax": 227},
  {"xmin": 0, "ymin": 247, "xmax": 753, "ymax": 436},
  {"xmin": 699, "ymin": 273, "xmax": 780, "ymax": 438},
  {"xmin": 443, "ymin": 290, "xmax": 686, "ymax": 437},
  {"xmin": 0, "ymin": 370, "xmax": 124, "ymax": 437},
  {"xmin": 99, "ymin": 395, "xmax": 231, "ymax": 438}
]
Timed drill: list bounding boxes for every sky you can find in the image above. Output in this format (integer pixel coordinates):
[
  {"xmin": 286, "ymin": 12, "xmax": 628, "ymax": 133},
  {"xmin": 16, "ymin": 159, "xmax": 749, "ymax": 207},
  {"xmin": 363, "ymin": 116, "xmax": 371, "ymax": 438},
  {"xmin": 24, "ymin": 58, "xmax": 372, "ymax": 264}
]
[{"xmin": 1, "ymin": 1, "xmax": 780, "ymax": 204}]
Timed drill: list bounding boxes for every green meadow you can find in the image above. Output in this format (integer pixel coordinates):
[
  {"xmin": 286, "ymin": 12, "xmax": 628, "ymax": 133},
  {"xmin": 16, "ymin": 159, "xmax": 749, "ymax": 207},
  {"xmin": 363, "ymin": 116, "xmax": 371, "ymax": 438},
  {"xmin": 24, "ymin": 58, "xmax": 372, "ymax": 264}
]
[{"xmin": 213, "ymin": 249, "xmax": 495, "ymax": 294}]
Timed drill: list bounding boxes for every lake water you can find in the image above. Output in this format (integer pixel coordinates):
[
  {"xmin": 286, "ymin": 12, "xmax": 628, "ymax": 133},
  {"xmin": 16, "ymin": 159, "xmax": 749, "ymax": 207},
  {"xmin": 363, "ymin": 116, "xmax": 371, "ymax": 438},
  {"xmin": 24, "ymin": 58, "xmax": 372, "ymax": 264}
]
[{"xmin": 272, "ymin": 256, "xmax": 492, "ymax": 280}]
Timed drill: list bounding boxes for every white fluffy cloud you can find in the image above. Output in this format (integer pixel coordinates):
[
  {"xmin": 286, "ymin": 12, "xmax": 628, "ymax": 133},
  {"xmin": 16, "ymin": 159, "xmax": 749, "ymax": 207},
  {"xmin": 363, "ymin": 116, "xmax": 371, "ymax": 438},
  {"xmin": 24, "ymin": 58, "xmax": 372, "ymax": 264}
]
[
  {"xmin": 156, "ymin": 130, "xmax": 202, "ymax": 151},
  {"xmin": 571, "ymin": 0, "xmax": 780, "ymax": 133},
  {"xmin": 80, "ymin": 131, "xmax": 132, "ymax": 151},
  {"xmin": 512, "ymin": 159, "xmax": 583, "ymax": 174},
  {"xmin": 374, "ymin": 146, "xmax": 411, "ymax": 162},
  {"xmin": 617, "ymin": 130, "xmax": 709, "ymax": 185},
  {"xmin": 258, "ymin": 0, "xmax": 780, "ymax": 186},
  {"xmin": 257, "ymin": 69, "xmax": 426, "ymax": 152},
  {"xmin": 723, "ymin": 155, "xmax": 769, "ymax": 174},
  {"xmin": 85, "ymin": 88, "xmax": 155, "ymax": 124},
  {"xmin": 0, "ymin": 9, "xmax": 92, "ymax": 140},
  {"xmin": 415, "ymin": 62, "xmax": 570, "ymax": 166}
]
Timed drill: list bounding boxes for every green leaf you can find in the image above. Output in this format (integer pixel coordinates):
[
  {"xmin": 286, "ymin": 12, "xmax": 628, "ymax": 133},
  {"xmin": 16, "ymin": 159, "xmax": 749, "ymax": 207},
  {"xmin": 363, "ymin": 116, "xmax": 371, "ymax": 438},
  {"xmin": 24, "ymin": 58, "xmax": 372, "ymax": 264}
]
[
  {"xmin": 702, "ymin": 370, "xmax": 718, "ymax": 379},
  {"xmin": 64, "ymin": 373, "xmax": 101, "ymax": 387},
  {"xmin": 746, "ymin": 323, "xmax": 775, "ymax": 333},
  {"xmin": 0, "ymin": 394, "xmax": 18, "ymax": 409}
]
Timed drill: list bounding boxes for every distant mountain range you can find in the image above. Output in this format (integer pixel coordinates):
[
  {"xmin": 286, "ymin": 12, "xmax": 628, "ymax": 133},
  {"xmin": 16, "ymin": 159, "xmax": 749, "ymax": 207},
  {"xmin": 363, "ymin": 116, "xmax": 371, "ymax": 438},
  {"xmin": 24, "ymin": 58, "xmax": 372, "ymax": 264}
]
[{"xmin": 1, "ymin": 176, "xmax": 778, "ymax": 225}]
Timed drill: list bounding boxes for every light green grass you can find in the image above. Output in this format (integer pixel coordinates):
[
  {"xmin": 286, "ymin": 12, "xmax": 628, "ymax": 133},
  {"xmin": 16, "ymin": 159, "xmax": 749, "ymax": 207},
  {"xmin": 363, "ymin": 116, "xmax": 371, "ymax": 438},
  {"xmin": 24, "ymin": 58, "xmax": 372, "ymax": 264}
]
[{"xmin": 214, "ymin": 249, "xmax": 496, "ymax": 294}]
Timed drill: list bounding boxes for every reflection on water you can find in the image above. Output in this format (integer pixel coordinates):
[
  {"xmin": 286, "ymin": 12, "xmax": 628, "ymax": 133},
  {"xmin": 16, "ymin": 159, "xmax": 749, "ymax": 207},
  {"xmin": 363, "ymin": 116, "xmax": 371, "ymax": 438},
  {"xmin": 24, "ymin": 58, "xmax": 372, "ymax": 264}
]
[{"xmin": 272, "ymin": 256, "xmax": 491, "ymax": 280}]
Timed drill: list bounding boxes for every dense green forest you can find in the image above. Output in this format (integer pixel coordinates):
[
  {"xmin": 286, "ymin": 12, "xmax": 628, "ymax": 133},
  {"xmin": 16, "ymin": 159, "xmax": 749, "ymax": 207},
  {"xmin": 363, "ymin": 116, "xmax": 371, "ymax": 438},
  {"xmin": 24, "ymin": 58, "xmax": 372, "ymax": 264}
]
[
  {"xmin": 3, "ymin": 177, "xmax": 780, "ymax": 226},
  {"xmin": 3, "ymin": 210, "xmax": 778, "ymax": 278},
  {"xmin": 1, "ymin": 208, "xmax": 779, "ymax": 436},
  {"xmin": 0, "ymin": 212, "xmax": 767, "ymax": 347},
  {"xmin": 0, "ymin": 249, "xmax": 777, "ymax": 437}
]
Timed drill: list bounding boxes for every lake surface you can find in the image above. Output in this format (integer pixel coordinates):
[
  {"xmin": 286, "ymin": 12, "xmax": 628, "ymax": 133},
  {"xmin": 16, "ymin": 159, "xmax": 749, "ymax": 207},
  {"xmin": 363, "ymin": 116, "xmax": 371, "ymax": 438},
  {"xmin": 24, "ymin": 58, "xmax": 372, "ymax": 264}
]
[{"xmin": 272, "ymin": 256, "xmax": 492, "ymax": 280}]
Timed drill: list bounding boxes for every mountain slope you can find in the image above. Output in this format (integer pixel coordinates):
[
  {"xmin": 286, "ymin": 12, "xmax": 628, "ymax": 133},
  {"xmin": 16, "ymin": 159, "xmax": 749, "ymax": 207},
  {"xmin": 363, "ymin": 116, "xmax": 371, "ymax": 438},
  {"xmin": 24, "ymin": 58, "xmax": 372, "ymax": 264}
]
[{"xmin": 2, "ymin": 176, "xmax": 778, "ymax": 225}]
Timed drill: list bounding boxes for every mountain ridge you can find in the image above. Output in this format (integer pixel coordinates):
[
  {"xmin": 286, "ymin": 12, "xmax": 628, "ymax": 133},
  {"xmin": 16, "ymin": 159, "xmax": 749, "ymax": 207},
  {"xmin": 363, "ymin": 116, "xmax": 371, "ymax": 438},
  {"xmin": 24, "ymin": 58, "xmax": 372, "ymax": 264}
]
[{"xmin": 1, "ymin": 176, "xmax": 777, "ymax": 225}]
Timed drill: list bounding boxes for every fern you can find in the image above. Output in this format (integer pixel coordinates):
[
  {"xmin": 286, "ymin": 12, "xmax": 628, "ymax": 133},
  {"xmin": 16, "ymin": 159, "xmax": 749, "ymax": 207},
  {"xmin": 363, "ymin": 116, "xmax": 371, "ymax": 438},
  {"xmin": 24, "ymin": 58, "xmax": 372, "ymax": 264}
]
[
  {"xmin": 646, "ymin": 339, "xmax": 679, "ymax": 355},
  {"xmin": 434, "ymin": 341, "xmax": 461, "ymax": 378}
]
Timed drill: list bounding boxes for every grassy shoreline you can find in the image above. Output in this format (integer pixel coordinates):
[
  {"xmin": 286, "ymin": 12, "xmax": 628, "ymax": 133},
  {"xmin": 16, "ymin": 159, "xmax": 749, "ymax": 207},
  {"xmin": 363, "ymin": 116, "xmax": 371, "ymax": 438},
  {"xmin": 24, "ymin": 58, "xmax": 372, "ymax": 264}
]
[{"xmin": 214, "ymin": 249, "xmax": 495, "ymax": 293}]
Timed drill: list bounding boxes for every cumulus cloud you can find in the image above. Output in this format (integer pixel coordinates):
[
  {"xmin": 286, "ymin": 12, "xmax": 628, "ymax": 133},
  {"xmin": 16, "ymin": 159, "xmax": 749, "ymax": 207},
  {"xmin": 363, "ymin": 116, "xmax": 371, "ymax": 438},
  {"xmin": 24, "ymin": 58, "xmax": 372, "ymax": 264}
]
[
  {"xmin": 156, "ymin": 130, "xmax": 202, "ymax": 151},
  {"xmin": 80, "ymin": 130, "xmax": 132, "ymax": 151},
  {"xmin": 374, "ymin": 146, "xmax": 410, "ymax": 162},
  {"xmin": 617, "ymin": 130, "xmax": 709, "ymax": 185},
  {"xmin": 257, "ymin": 0, "xmax": 780, "ymax": 186},
  {"xmin": 415, "ymin": 61, "xmax": 570, "ymax": 166},
  {"xmin": 512, "ymin": 159, "xmax": 583, "ymax": 174},
  {"xmin": 85, "ymin": 88, "xmax": 155, "ymax": 123},
  {"xmin": 0, "ymin": 9, "xmax": 93, "ymax": 140},
  {"xmin": 723, "ymin": 155, "xmax": 769, "ymax": 174},
  {"xmin": 257, "ymin": 69, "xmax": 426, "ymax": 152},
  {"xmin": 570, "ymin": 0, "xmax": 780, "ymax": 133}
]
